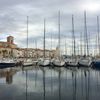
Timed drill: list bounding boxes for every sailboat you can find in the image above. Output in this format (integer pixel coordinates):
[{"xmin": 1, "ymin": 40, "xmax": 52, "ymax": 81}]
[
  {"xmin": 38, "ymin": 19, "xmax": 50, "ymax": 67},
  {"xmin": 52, "ymin": 11, "xmax": 65, "ymax": 67},
  {"xmin": 23, "ymin": 16, "xmax": 33, "ymax": 67},
  {"xmin": 78, "ymin": 11, "xmax": 92, "ymax": 67},
  {"xmin": 65, "ymin": 15, "xmax": 78, "ymax": 67}
]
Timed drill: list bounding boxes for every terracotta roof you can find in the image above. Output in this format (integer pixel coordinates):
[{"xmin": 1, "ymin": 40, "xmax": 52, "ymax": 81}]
[{"xmin": 0, "ymin": 41, "xmax": 16, "ymax": 45}]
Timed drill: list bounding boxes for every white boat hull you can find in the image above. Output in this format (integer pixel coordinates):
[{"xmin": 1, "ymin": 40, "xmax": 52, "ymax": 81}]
[
  {"xmin": 52, "ymin": 60, "xmax": 65, "ymax": 67},
  {"xmin": 78, "ymin": 58, "xmax": 92, "ymax": 67},
  {"xmin": 65, "ymin": 58, "xmax": 78, "ymax": 67},
  {"xmin": 23, "ymin": 62, "xmax": 33, "ymax": 67},
  {"xmin": 38, "ymin": 60, "xmax": 50, "ymax": 67},
  {"xmin": 66, "ymin": 61, "xmax": 78, "ymax": 67}
]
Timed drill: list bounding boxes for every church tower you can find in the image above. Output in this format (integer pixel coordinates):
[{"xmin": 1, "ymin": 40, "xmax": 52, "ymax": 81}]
[{"xmin": 7, "ymin": 36, "xmax": 14, "ymax": 44}]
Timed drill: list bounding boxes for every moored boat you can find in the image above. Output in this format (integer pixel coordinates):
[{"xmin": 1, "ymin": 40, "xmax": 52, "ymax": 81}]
[
  {"xmin": 66, "ymin": 59, "xmax": 78, "ymax": 67},
  {"xmin": 38, "ymin": 59, "xmax": 51, "ymax": 67},
  {"xmin": 22, "ymin": 59, "xmax": 33, "ymax": 67},
  {"xmin": 52, "ymin": 59, "xmax": 65, "ymax": 67},
  {"xmin": 92, "ymin": 59, "xmax": 100, "ymax": 69},
  {"xmin": 78, "ymin": 57, "xmax": 92, "ymax": 67},
  {"xmin": 0, "ymin": 59, "xmax": 16, "ymax": 68}
]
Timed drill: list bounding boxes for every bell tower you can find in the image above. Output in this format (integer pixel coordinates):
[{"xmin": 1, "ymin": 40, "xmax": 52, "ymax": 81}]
[{"xmin": 7, "ymin": 36, "xmax": 14, "ymax": 44}]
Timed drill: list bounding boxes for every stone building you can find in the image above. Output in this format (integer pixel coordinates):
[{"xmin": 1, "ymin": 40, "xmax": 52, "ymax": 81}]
[
  {"xmin": 0, "ymin": 36, "xmax": 17, "ymax": 48},
  {"xmin": 0, "ymin": 36, "xmax": 17, "ymax": 58}
]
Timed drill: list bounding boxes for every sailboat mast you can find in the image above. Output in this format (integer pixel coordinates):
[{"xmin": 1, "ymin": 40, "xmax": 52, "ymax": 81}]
[
  {"xmin": 58, "ymin": 11, "xmax": 61, "ymax": 59},
  {"xmin": 96, "ymin": 34, "xmax": 98, "ymax": 56},
  {"xmin": 80, "ymin": 32, "xmax": 83, "ymax": 56},
  {"xmin": 25, "ymin": 16, "xmax": 28, "ymax": 100},
  {"xmin": 35, "ymin": 39, "xmax": 38, "ymax": 59},
  {"xmin": 27, "ymin": 16, "xmax": 29, "ymax": 58},
  {"xmin": 97, "ymin": 16, "xmax": 100, "ymax": 56},
  {"xmin": 50, "ymin": 32, "xmax": 52, "ymax": 59},
  {"xmin": 72, "ymin": 15, "xmax": 76, "ymax": 56},
  {"xmin": 65, "ymin": 38, "xmax": 67, "ymax": 55},
  {"xmin": 43, "ymin": 19, "xmax": 46, "ymax": 59},
  {"xmin": 84, "ymin": 11, "xmax": 89, "ymax": 56}
]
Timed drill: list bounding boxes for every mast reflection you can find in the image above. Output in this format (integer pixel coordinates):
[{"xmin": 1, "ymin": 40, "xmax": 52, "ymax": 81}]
[
  {"xmin": 41, "ymin": 67, "xmax": 46, "ymax": 100},
  {"xmin": 26, "ymin": 70, "xmax": 28, "ymax": 100},
  {"xmin": 58, "ymin": 68, "xmax": 61, "ymax": 100}
]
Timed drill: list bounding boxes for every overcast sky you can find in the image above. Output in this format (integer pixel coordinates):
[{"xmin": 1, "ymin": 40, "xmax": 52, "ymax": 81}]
[{"xmin": 0, "ymin": 0, "xmax": 100, "ymax": 55}]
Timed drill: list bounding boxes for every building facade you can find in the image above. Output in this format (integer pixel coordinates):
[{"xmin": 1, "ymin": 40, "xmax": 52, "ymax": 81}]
[
  {"xmin": 0, "ymin": 36, "xmax": 57, "ymax": 58},
  {"xmin": 0, "ymin": 36, "xmax": 17, "ymax": 58}
]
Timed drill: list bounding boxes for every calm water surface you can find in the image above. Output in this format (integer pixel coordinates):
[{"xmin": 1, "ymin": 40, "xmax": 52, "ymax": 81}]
[{"xmin": 0, "ymin": 66, "xmax": 100, "ymax": 100}]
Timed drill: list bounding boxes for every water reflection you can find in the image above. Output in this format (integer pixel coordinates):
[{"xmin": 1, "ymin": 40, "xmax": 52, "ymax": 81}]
[
  {"xmin": 25, "ymin": 70, "xmax": 28, "ymax": 100},
  {"xmin": 0, "ymin": 66, "xmax": 100, "ymax": 100},
  {"xmin": 43, "ymin": 68, "xmax": 46, "ymax": 100},
  {"xmin": 0, "ymin": 68, "xmax": 17, "ymax": 84}
]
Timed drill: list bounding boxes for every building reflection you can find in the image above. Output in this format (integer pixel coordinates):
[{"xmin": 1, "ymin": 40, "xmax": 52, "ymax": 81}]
[
  {"xmin": 0, "ymin": 68, "xmax": 17, "ymax": 84},
  {"xmin": 6, "ymin": 71, "xmax": 13, "ymax": 84}
]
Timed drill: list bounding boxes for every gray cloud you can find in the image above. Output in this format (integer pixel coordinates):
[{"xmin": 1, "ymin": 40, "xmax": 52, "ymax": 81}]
[{"xmin": 0, "ymin": 0, "xmax": 100, "ymax": 54}]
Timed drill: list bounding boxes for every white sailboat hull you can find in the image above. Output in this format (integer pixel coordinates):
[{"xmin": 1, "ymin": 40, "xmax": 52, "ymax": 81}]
[
  {"xmin": 65, "ymin": 58, "xmax": 78, "ymax": 67},
  {"xmin": 23, "ymin": 59, "xmax": 33, "ymax": 67},
  {"xmin": 78, "ymin": 58, "xmax": 92, "ymax": 67},
  {"xmin": 23, "ymin": 62, "xmax": 33, "ymax": 67},
  {"xmin": 38, "ymin": 59, "xmax": 50, "ymax": 67},
  {"xmin": 66, "ymin": 61, "xmax": 78, "ymax": 67},
  {"xmin": 52, "ymin": 60, "xmax": 65, "ymax": 67}
]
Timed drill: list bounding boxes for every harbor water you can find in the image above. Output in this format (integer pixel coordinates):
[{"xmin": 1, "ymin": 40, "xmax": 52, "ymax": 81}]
[{"xmin": 0, "ymin": 66, "xmax": 100, "ymax": 100}]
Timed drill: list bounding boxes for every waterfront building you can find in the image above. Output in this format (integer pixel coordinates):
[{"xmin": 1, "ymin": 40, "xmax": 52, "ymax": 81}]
[
  {"xmin": 0, "ymin": 36, "xmax": 17, "ymax": 48},
  {"xmin": 18, "ymin": 48, "xmax": 56, "ymax": 58},
  {"xmin": 0, "ymin": 36, "xmax": 17, "ymax": 58},
  {"xmin": 0, "ymin": 36, "xmax": 57, "ymax": 58}
]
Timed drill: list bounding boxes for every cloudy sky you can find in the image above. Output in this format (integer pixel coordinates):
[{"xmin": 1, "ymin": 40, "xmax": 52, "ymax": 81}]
[{"xmin": 0, "ymin": 0, "xmax": 100, "ymax": 55}]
